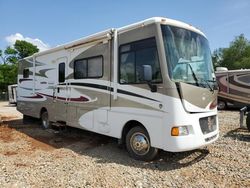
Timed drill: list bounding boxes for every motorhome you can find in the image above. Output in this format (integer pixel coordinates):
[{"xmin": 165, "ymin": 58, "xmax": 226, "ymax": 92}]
[
  {"xmin": 215, "ymin": 67, "xmax": 250, "ymax": 110},
  {"xmin": 8, "ymin": 84, "xmax": 17, "ymax": 105},
  {"xmin": 17, "ymin": 17, "xmax": 219, "ymax": 161}
]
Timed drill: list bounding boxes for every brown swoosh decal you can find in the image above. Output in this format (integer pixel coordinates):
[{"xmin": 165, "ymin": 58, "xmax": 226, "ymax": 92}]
[
  {"xmin": 229, "ymin": 75, "xmax": 250, "ymax": 89},
  {"xmin": 37, "ymin": 93, "xmax": 89, "ymax": 102},
  {"xmin": 36, "ymin": 68, "xmax": 55, "ymax": 78},
  {"xmin": 21, "ymin": 93, "xmax": 44, "ymax": 99},
  {"xmin": 19, "ymin": 78, "xmax": 33, "ymax": 83},
  {"xmin": 70, "ymin": 96, "xmax": 89, "ymax": 102},
  {"xmin": 35, "ymin": 60, "xmax": 46, "ymax": 67}
]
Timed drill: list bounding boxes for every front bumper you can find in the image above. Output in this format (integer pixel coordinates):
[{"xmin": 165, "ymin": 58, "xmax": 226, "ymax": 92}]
[{"xmin": 162, "ymin": 112, "xmax": 219, "ymax": 152}]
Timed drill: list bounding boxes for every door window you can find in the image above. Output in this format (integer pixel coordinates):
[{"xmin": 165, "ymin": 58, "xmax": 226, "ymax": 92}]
[{"xmin": 58, "ymin": 62, "xmax": 65, "ymax": 83}]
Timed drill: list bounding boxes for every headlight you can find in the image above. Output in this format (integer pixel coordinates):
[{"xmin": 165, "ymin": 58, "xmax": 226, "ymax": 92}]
[{"xmin": 171, "ymin": 126, "xmax": 189, "ymax": 136}]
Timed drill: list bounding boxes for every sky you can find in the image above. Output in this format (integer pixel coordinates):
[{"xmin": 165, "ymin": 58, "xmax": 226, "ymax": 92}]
[{"xmin": 0, "ymin": 0, "xmax": 250, "ymax": 52}]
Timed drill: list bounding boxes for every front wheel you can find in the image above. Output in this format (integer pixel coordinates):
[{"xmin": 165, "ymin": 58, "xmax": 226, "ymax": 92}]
[
  {"xmin": 126, "ymin": 126, "xmax": 158, "ymax": 161},
  {"xmin": 41, "ymin": 111, "xmax": 51, "ymax": 129}
]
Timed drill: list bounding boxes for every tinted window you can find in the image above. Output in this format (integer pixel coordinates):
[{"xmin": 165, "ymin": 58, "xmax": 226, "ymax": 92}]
[
  {"xmin": 59, "ymin": 63, "xmax": 65, "ymax": 83},
  {"xmin": 119, "ymin": 38, "xmax": 162, "ymax": 84},
  {"xmin": 23, "ymin": 69, "xmax": 29, "ymax": 78},
  {"xmin": 120, "ymin": 52, "xmax": 135, "ymax": 83},
  {"xmin": 74, "ymin": 56, "xmax": 103, "ymax": 79},
  {"xmin": 88, "ymin": 57, "xmax": 103, "ymax": 77},
  {"xmin": 74, "ymin": 59, "xmax": 87, "ymax": 79}
]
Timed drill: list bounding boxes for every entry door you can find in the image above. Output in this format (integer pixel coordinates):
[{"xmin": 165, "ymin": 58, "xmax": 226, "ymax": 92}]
[{"xmin": 54, "ymin": 57, "xmax": 68, "ymax": 122}]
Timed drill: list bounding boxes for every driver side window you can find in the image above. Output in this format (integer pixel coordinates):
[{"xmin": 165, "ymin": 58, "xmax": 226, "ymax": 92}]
[{"xmin": 119, "ymin": 38, "xmax": 162, "ymax": 84}]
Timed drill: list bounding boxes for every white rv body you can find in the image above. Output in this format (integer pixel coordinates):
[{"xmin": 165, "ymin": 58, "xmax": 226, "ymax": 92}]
[{"xmin": 17, "ymin": 17, "xmax": 219, "ymax": 156}]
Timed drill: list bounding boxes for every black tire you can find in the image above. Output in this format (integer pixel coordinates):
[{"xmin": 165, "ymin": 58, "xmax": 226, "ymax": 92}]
[
  {"xmin": 217, "ymin": 101, "xmax": 227, "ymax": 110},
  {"xmin": 126, "ymin": 126, "xmax": 158, "ymax": 161},
  {"xmin": 41, "ymin": 111, "xmax": 51, "ymax": 129},
  {"xmin": 246, "ymin": 112, "xmax": 250, "ymax": 132}
]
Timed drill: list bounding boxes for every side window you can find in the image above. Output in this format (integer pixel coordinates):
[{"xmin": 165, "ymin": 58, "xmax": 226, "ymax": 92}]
[
  {"xmin": 23, "ymin": 69, "xmax": 29, "ymax": 78},
  {"xmin": 74, "ymin": 56, "xmax": 103, "ymax": 79},
  {"xmin": 74, "ymin": 59, "xmax": 87, "ymax": 79},
  {"xmin": 58, "ymin": 63, "xmax": 65, "ymax": 83},
  {"xmin": 119, "ymin": 38, "xmax": 162, "ymax": 84},
  {"xmin": 120, "ymin": 52, "xmax": 135, "ymax": 83},
  {"xmin": 88, "ymin": 57, "xmax": 103, "ymax": 77}
]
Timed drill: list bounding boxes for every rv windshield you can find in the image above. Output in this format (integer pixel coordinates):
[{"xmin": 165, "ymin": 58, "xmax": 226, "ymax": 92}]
[{"xmin": 161, "ymin": 25, "xmax": 215, "ymax": 88}]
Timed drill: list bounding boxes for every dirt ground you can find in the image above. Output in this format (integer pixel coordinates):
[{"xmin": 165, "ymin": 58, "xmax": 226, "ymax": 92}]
[
  {"xmin": 0, "ymin": 102, "xmax": 112, "ymax": 154},
  {"xmin": 0, "ymin": 101, "xmax": 249, "ymax": 188}
]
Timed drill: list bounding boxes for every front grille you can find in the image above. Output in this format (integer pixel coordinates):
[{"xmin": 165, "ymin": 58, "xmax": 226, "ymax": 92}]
[{"xmin": 199, "ymin": 116, "xmax": 217, "ymax": 134}]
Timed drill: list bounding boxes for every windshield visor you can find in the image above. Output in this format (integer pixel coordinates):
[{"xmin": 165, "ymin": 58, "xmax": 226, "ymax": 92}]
[{"xmin": 161, "ymin": 25, "xmax": 215, "ymax": 87}]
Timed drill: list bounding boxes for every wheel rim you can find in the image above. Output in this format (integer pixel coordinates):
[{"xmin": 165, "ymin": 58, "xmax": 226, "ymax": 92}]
[
  {"xmin": 42, "ymin": 112, "xmax": 48, "ymax": 128},
  {"xmin": 218, "ymin": 101, "xmax": 225, "ymax": 110},
  {"xmin": 130, "ymin": 132, "xmax": 150, "ymax": 156}
]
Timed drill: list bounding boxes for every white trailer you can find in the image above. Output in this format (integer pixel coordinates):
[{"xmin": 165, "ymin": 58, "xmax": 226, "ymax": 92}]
[
  {"xmin": 17, "ymin": 17, "xmax": 219, "ymax": 161},
  {"xmin": 8, "ymin": 84, "xmax": 17, "ymax": 105}
]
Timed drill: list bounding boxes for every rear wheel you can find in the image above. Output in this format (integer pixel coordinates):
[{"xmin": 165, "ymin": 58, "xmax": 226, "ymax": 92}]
[
  {"xmin": 246, "ymin": 112, "xmax": 250, "ymax": 132},
  {"xmin": 126, "ymin": 126, "xmax": 158, "ymax": 161},
  {"xmin": 217, "ymin": 101, "xmax": 227, "ymax": 110},
  {"xmin": 41, "ymin": 111, "xmax": 50, "ymax": 129}
]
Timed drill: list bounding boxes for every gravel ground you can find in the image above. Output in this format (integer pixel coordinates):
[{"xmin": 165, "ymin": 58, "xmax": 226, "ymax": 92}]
[{"xmin": 0, "ymin": 102, "xmax": 249, "ymax": 188}]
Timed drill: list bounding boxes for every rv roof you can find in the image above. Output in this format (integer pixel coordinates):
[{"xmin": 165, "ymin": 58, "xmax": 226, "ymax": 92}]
[
  {"xmin": 25, "ymin": 17, "xmax": 205, "ymax": 59},
  {"xmin": 118, "ymin": 17, "xmax": 205, "ymax": 36},
  {"xmin": 215, "ymin": 69, "xmax": 250, "ymax": 74}
]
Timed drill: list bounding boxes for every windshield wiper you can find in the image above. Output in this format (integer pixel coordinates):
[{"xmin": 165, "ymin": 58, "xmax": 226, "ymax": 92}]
[
  {"xmin": 187, "ymin": 64, "xmax": 215, "ymax": 92},
  {"xmin": 204, "ymin": 79, "xmax": 213, "ymax": 91},
  {"xmin": 188, "ymin": 64, "xmax": 199, "ymax": 86},
  {"xmin": 206, "ymin": 79, "xmax": 218, "ymax": 90},
  {"xmin": 199, "ymin": 79, "xmax": 217, "ymax": 92}
]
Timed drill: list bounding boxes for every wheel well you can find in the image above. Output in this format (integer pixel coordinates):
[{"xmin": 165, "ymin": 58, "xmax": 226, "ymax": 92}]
[
  {"xmin": 121, "ymin": 120, "xmax": 147, "ymax": 144},
  {"xmin": 40, "ymin": 107, "xmax": 47, "ymax": 118}
]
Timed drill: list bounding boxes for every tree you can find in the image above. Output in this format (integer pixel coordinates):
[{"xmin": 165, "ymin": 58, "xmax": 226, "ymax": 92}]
[
  {"xmin": 0, "ymin": 40, "xmax": 39, "ymax": 65},
  {"xmin": 14, "ymin": 40, "xmax": 39, "ymax": 59},
  {"xmin": 212, "ymin": 34, "xmax": 250, "ymax": 70},
  {"xmin": 0, "ymin": 40, "xmax": 39, "ymax": 93},
  {"xmin": 1, "ymin": 46, "xmax": 18, "ymax": 64}
]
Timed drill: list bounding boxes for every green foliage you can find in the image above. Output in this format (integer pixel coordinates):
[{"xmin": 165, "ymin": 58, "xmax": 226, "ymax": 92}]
[
  {"xmin": 5, "ymin": 46, "xmax": 17, "ymax": 56},
  {"xmin": 0, "ymin": 40, "xmax": 39, "ymax": 92},
  {"xmin": 4, "ymin": 46, "xmax": 18, "ymax": 64},
  {"xmin": 212, "ymin": 34, "xmax": 250, "ymax": 70},
  {"xmin": 0, "ymin": 63, "xmax": 18, "ymax": 93},
  {"xmin": 0, "ymin": 64, "xmax": 18, "ymax": 87},
  {"xmin": 1, "ymin": 46, "xmax": 18, "ymax": 64},
  {"xmin": 14, "ymin": 40, "xmax": 39, "ymax": 59}
]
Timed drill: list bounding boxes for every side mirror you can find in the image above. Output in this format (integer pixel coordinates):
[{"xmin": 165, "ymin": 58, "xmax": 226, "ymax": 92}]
[
  {"xmin": 143, "ymin": 65, "xmax": 152, "ymax": 81},
  {"xmin": 143, "ymin": 65, "xmax": 157, "ymax": 92}
]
